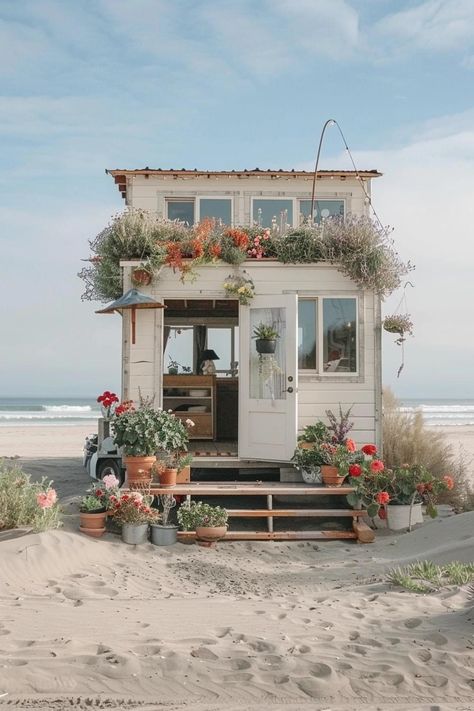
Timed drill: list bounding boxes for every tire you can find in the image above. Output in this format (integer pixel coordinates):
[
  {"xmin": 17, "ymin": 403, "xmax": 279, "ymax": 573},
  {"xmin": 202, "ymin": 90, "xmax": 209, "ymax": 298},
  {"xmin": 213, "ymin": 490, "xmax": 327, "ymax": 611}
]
[{"xmin": 96, "ymin": 458, "xmax": 124, "ymax": 487}]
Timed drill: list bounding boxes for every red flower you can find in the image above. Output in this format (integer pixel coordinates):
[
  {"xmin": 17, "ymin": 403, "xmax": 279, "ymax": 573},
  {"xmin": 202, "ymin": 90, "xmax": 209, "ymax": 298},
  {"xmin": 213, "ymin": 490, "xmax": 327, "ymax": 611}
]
[
  {"xmin": 361, "ymin": 444, "xmax": 377, "ymax": 456},
  {"xmin": 376, "ymin": 491, "xmax": 390, "ymax": 505},
  {"xmin": 370, "ymin": 460, "xmax": 385, "ymax": 473},
  {"xmin": 425, "ymin": 482, "xmax": 433, "ymax": 492},
  {"xmin": 378, "ymin": 506, "xmax": 387, "ymax": 519},
  {"xmin": 95, "ymin": 489, "xmax": 104, "ymax": 498},
  {"xmin": 416, "ymin": 483, "xmax": 425, "ymax": 494},
  {"xmin": 348, "ymin": 464, "xmax": 362, "ymax": 477},
  {"xmin": 443, "ymin": 475, "xmax": 454, "ymax": 490},
  {"xmin": 210, "ymin": 243, "xmax": 222, "ymax": 258},
  {"xmin": 346, "ymin": 438, "xmax": 356, "ymax": 453},
  {"xmin": 121, "ymin": 494, "xmax": 130, "ymax": 502}
]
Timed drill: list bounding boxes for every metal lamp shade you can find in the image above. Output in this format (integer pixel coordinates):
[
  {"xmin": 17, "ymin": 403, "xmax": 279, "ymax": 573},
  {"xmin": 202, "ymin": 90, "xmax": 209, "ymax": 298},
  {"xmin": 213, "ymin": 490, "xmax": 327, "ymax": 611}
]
[
  {"xmin": 200, "ymin": 349, "xmax": 219, "ymax": 361},
  {"xmin": 96, "ymin": 288, "xmax": 165, "ymax": 344}
]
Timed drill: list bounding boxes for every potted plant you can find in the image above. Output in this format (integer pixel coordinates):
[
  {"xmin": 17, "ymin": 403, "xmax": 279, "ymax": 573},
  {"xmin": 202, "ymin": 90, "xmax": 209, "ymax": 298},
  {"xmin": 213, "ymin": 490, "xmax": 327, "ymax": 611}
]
[
  {"xmin": 111, "ymin": 491, "xmax": 159, "ymax": 544},
  {"xmin": 292, "ymin": 446, "xmax": 325, "ymax": 484},
  {"xmin": 345, "ymin": 444, "xmax": 388, "ymax": 517},
  {"xmin": 156, "ymin": 412, "xmax": 192, "ymax": 488},
  {"xmin": 297, "ymin": 421, "xmax": 330, "ymax": 450},
  {"xmin": 384, "ymin": 465, "xmax": 454, "ymax": 531},
  {"xmin": 131, "ymin": 263, "xmax": 153, "ymax": 287},
  {"xmin": 112, "ymin": 404, "xmax": 164, "ymax": 487},
  {"xmin": 79, "ymin": 495, "xmax": 107, "ymax": 537},
  {"xmin": 177, "ymin": 501, "xmax": 228, "ymax": 546},
  {"xmin": 167, "ymin": 357, "xmax": 179, "ymax": 375},
  {"xmin": 252, "ymin": 323, "xmax": 280, "ymax": 354},
  {"xmin": 319, "ymin": 439, "xmax": 358, "ymax": 486},
  {"xmin": 150, "ymin": 494, "xmax": 178, "ymax": 546}
]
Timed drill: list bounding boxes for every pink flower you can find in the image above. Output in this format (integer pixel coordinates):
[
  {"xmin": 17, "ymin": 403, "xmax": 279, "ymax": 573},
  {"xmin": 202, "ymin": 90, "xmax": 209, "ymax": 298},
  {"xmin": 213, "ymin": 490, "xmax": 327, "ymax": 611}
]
[
  {"xmin": 36, "ymin": 489, "xmax": 57, "ymax": 509},
  {"xmin": 103, "ymin": 474, "xmax": 119, "ymax": 489},
  {"xmin": 376, "ymin": 491, "xmax": 390, "ymax": 505},
  {"xmin": 370, "ymin": 460, "xmax": 385, "ymax": 473}
]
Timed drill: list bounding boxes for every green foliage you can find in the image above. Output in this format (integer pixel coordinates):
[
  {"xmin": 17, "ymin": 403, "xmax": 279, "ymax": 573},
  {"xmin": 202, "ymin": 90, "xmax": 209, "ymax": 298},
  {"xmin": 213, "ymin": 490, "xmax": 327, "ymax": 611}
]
[
  {"xmin": 388, "ymin": 561, "xmax": 474, "ymax": 593},
  {"xmin": 112, "ymin": 406, "xmax": 165, "ymax": 456},
  {"xmin": 0, "ymin": 463, "xmax": 61, "ymax": 532},
  {"xmin": 252, "ymin": 323, "xmax": 279, "ymax": 340},
  {"xmin": 298, "ymin": 422, "xmax": 330, "ymax": 444},
  {"xmin": 292, "ymin": 446, "xmax": 326, "ymax": 471},
  {"xmin": 273, "ymin": 228, "xmax": 325, "ymax": 263},
  {"xmin": 177, "ymin": 501, "xmax": 228, "ymax": 530},
  {"xmin": 80, "ymin": 495, "xmax": 105, "ymax": 512}
]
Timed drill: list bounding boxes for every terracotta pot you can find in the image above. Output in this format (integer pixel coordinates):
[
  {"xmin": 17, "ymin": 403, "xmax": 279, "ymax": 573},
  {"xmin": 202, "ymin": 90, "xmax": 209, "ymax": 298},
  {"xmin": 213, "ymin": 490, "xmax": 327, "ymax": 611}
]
[
  {"xmin": 131, "ymin": 268, "xmax": 152, "ymax": 286},
  {"xmin": 79, "ymin": 526, "xmax": 105, "ymax": 538},
  {"xmin": 79, "ymin": 509, "xmax": 107, "ymax": 537},
  {"xmin": 298, "ymin": 441, "xmax": 316, "ymax": 450},
  {"xmin": 177, "ymin": 464, "xmax": 191, "ymax": 484},
  {"xmin": 321, "ymin": 465, "xmax": 346, "ymax": 487},
  {"xmin": 159, "ymin": 467, "xmax": 178, "ymax": 488},
  {"xmin": 124, "ymin": 456, "xmax": 156, "ymax": 487},
  {"xmin": 195, "ymin": 525, "xmax": 227, "ymax": 543}
]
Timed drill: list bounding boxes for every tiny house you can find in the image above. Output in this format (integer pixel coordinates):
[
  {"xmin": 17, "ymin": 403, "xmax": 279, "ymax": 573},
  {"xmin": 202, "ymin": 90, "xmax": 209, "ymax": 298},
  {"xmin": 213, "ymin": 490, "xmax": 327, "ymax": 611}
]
[{"xmin": 107, "ymin": 168, "xmax": 383, "ymax": 471}]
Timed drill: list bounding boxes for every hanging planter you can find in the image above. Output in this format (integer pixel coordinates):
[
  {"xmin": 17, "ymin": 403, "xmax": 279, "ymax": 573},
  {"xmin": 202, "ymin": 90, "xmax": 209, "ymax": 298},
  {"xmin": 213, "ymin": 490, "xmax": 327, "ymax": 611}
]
[
  {"xmin": 383, "ymin": 283, "xmax": 414, "ymax": 378},
  {"xmin": 131, "ymin": 264, "xmax": 153, "ymax": 287}
]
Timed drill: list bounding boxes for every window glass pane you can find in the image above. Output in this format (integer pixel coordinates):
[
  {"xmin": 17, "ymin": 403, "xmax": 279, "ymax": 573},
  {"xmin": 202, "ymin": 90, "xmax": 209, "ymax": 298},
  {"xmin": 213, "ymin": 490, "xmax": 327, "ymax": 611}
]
[
  {"xmin": 298, "ymin": 300, "xmax": 317, "ymax": 369},
  {"xmin": 249, "ymin": 308, "xmax": 286, "ymax": 400},
  {"xmin": 253, "ymin": 199, "xmax": 293, "ymax": 230},
  {"xmin": 164, "ymin": 327, "xmax": 193, "ymax": 373},
  {"xmin": 200, "ymin": 199, "xmax": 232, "ymax": 225},
  {"xmin": 207, "ymin": 328, "xmax": 231, "ymax": 373},
  {"xmin": 167, "ymin": 200, "xmax": 195, "ymax": 225},
  {"xmin": 323, "ymin": 299, "xmax": 357, "ymax": 373},
  {"xmin": 299, "ymin": 199, "xmax": 344, "ymax": 224}
]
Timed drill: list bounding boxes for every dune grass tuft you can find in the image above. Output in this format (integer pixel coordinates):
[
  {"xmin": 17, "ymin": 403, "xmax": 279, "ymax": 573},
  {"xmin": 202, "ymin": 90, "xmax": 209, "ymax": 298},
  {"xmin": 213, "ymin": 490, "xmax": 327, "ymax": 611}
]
[{"xmin": 388, "ymin": 561, "xmax": 474, "ymax": 593}]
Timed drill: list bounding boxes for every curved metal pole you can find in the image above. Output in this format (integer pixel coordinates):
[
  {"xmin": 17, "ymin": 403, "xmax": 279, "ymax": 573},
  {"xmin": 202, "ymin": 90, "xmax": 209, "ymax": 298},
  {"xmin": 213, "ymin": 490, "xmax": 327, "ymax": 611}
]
[{"xmin": 309, "ymin": 119, "xmax": 336, "ymax": 225}]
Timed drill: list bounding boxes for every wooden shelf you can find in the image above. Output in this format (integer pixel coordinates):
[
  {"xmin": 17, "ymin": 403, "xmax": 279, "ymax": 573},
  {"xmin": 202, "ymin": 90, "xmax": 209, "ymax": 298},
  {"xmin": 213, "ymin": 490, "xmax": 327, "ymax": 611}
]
[{"xmin": 163, "ymin": 375, "xmax": 216, "ymax": 440}]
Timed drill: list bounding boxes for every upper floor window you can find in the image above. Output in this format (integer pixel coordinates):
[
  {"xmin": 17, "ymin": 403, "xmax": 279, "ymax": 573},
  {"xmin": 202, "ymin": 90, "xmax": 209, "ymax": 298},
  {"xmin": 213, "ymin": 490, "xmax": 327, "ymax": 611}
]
[
  {"xmin": 166, "ymin": 197, "xmax": 232, "ymax": 226},
  {"xmin": 252, "ymin": 198, "xmax": 293, "ymax": 230},
  {"xmin": 299, "ymin": 199, "xmax": 344, "ymax": 225},
  {"xmin": 298, "ymin": 297, "xmax": 358, "ymax": 374}
]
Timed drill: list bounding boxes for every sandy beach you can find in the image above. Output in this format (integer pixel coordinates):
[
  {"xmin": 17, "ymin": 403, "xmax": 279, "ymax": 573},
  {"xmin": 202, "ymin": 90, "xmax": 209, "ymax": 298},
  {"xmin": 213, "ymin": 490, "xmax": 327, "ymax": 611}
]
[{"xmin": 0, "ymin": 426, "xmax": 472, "ymax": 710}]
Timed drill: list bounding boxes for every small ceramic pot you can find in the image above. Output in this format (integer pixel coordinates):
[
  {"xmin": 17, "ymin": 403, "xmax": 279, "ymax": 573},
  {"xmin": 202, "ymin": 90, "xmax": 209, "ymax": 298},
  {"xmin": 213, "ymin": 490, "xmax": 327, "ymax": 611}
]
[
  {"xmin": 255, "ymin": 339, "xmax": 277, "ymax": 354},
  {"xmin": 150, "ymin": 524, "xmax": 178, "ymax": 546},
  {"xmin": 195, "ymin": 525, "xmax": 227, "ymax": 543},
  {"xmin": 301, "ymin": 467, "xmax": 322, "ymax": 484},
  {"xmin": 159, "ymin": 468, "xmax": 178, "ymax": 488},
  {"xmin": 121, "ymin": 523, "xmax": 149, "ymax": 544},
  {"xmin": 79, "ymin": 509, "xmax": 107, "ymax": 537}
]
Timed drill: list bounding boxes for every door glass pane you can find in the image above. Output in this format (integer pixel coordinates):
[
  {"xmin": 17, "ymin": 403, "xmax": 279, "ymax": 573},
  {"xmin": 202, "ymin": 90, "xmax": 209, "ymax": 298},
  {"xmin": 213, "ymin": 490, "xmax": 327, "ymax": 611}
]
[
  {"xmin": 323, "ymin": 299, "xmax": 357, "ymax": 373},
  {"xmin": 252, "ymin": 199, "xmax": 293, "ymax": 230},
  {"xmin": 299, "ymin": 199, "xmax": 344, "ymax": 224},
  {"xmin": 167, "ymin": 200, "xmax": 195, "ymax": 225},
  {"xmin": 164, "ymin": 327, "xmax": 193, "ymax": 373},
  {"xmin": 207, "ymin": 328, "xmax": 231, "ymax": 374},
  {"xmin": 249, "ymin": 308, "xmax": 286, "ymax": 400},
  {"xmin": 200, "ymin": 198, "xmax": 232, "ymax": 225},
  {"xmin": 298, "ymin": 300, "xmax": 317, "ymax": 369}
]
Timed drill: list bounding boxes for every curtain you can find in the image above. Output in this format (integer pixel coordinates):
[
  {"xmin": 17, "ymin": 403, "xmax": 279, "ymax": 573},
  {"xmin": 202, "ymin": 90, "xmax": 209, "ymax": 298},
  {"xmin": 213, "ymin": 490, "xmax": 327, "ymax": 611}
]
[{"xmin": 194, "ymin": 326, "xmax": 207, "ymax": 374}]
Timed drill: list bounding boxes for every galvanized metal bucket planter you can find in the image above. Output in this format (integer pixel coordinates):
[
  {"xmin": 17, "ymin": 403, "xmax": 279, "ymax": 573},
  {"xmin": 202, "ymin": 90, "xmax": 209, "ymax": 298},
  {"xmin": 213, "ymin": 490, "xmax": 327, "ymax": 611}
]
[
  {"xmin": 150, "ymin": 524, "xmax": 178, "ymax": 546},
  {"xmin": 121, "ymin": 523, "xmax": 149, "ymax": 545}
]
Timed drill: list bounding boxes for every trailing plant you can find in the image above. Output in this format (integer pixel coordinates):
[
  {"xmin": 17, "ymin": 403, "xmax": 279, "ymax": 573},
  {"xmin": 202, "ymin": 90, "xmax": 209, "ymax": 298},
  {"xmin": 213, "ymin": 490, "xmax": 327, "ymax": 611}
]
[
  {"xmin": 0, "ymin": 463, "xmax": 61, "ymax": 532},
  {"xmin": 177, "ymin": 501, "xmax": 228, "ymax": 530},
  {"xmin": 383, "ymin": 313, "xmax": 414, "ymax": 338},
  {"xmin": 223, "ymin": 273, "xmax": 255, "ymax": 304},
  {"xmin": 79, "ymin": 210, "xmax": 412, "ymax": 302}
]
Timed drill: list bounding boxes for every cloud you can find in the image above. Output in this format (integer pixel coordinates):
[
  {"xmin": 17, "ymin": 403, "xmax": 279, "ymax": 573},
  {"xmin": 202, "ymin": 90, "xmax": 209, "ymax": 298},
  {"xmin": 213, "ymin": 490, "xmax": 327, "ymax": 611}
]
[{"xmin": 375, "ymin": 0, "xmax": 474, "ymax": 53}]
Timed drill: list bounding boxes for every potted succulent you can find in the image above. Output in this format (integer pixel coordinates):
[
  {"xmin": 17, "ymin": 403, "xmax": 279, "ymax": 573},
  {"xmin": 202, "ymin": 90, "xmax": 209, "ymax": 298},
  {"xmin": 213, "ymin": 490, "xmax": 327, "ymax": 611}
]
[
  {"xmin": 112, "ymin": 404, "xmax": 164, "ymax": 487},
  {"xmin": 177, "ymin": 501, "xmax": 228, "ymax": 546},
  {"xmin": 156, "ymin": 412, "xmax": 193, "ymax": 488},
  {"xmin": 111, "ymin": 491, "xmax": 159, "ymax": 544},
  {"xmin": 79, "ymin": 495, "xmax": 107, "ymax": 537},
  {"xmin": 150, "ymin": 494, "xmax": 178, "ymax": 546},
  {"xmin": 252, "ymin": 323, "xmax": 280, "ymax": 354}
]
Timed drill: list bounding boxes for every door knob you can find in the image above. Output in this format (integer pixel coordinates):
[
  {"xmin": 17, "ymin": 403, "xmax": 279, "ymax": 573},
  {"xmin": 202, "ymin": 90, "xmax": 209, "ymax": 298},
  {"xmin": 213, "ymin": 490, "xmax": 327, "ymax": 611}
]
[{"xmin": 286, "ymin": 387, "xmax": 294, "ymax": 393}]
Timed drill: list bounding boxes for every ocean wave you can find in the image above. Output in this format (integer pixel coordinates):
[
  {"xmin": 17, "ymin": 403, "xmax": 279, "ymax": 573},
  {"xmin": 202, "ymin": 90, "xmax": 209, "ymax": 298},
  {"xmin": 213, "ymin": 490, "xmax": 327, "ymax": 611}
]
[
  {"xmin": 399, "ymin": 405, "xmax": 474, "ymax": 413},
  {"xmin": 42, "ymin": 405, "xmax": 93, "ymax": 412},
  {"xmin": 0, "ymin": 412, "xmax": 99, "ymax": 421}
]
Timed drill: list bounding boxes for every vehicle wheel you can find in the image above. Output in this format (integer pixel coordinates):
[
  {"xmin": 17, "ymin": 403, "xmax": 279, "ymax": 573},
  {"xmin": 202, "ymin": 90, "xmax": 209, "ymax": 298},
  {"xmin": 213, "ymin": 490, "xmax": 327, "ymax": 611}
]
[{"xmin": 96, "ymin": 458, "xmax": 124, "ymax": 486}]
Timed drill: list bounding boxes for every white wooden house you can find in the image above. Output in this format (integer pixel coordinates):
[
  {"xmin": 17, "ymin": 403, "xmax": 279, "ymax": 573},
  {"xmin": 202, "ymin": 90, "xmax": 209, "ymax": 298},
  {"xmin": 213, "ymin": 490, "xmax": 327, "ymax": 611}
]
[{"xmin": 106, "ymin": 168, "xmax": 382, "ymax": 471}]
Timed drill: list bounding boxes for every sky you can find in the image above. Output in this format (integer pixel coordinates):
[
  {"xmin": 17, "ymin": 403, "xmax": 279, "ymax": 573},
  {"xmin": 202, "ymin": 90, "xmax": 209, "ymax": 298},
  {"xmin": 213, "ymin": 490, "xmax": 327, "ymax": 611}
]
[{"xmin": 1, "ymin": 0, "xmax": 473, "ymax": 400}]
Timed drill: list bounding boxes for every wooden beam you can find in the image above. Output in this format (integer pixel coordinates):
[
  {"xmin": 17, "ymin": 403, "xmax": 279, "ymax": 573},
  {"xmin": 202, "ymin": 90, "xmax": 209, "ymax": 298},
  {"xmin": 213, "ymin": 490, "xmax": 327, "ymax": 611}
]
[
  {"xmin": 148, "ymin": 483, "xmax": 356, "ymax": 496},
  {"xmin": 353, "ymin": 519, "xmax": 375, "ymax": 544},
  {"xmin": 226, "ymin": 509, "xmax": 365, "ymax": 518},
  {"xmin": 178, "ymin": 530, "xmax": 358, "ymax": 541}
]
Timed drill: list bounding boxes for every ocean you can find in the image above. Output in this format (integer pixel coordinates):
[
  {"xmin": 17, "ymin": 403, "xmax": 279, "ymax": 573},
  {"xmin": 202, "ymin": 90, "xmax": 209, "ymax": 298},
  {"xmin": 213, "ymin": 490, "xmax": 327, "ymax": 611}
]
[
  {"xmin": 0, "ymin": 397, "xmax": 101, "ymax": 426},
  {"xmin": 0, "ymin": 396, "xmax": 473, "ymax": 428}
]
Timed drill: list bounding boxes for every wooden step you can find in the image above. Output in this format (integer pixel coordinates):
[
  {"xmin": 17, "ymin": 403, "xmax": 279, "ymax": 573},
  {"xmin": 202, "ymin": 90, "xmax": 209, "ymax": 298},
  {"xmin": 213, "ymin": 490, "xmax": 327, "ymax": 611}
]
[
  {"xmin": 226, "ymin": 509, "xmax": 365, "ymax": 518},
  {"xmin": 149, "ymin": 482, "xmax": 355, "ymax": 496},
  {"xmin": 178, "ymin": 530, "xmax": 358, "ymax": 541}
]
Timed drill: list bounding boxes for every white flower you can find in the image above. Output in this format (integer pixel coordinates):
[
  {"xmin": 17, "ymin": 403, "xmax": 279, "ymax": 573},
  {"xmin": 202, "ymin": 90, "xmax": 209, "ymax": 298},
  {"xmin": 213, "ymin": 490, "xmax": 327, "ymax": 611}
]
[{"xmin": 185, "ymin": 418, "xmax": 195, "ymax": 428}]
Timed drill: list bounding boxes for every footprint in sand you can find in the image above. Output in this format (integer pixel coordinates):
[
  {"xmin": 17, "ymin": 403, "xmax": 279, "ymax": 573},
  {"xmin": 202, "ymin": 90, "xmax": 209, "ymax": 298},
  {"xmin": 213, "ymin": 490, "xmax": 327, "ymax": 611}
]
[
  {"xmin": 229, "ymin": 658, "xmax": 252, "ymax": 671},
  {"xmin": 245, "ymin": 638, "xmax": 275, "ymax": 653},
  {"xmin": 190, "ymin": 646, "xmax": 219, "ymax": 661},
  {"xmin": 418, "ymin": 674, "xmax": 448, "ymax": 687},
  {"xmin": 415, "ymin": 649, "xmax": 432, "ymax": 662},
  {"xmin": 215, "ymin": 627, "xmax": 232, "ymax": 638},
  {"xmin": 309, "ymin": 662, "xmax": 332, "ymax": 678},
  {"xmin": 299, "ymin": 645, "xmax": 312, "ymax": 654},
  {"xmin": 405, "ymin": 617, "xmax": 422, "ymax": 629},
  {"xmin": 424, "ymin": 632, "xmax": 448, "ymax": 646}
]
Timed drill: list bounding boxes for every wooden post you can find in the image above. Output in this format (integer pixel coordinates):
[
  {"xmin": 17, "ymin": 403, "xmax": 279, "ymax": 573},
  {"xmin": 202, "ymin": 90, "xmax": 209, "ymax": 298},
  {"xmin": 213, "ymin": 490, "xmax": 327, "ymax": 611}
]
[
  {"xmin": 267, "ymin": 494, "xmax": 273, "ymax": 533},
  {"xmin": 353, "ymin": 518, "xmax": 375, "ymax": 544}
]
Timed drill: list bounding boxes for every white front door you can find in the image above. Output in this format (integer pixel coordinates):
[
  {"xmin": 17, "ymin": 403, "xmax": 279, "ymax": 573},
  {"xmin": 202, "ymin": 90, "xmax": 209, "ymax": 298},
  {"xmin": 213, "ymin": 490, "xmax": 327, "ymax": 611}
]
[{"xmin": 238, "ymin": 294, "xmax": 298, "ymax": 461}]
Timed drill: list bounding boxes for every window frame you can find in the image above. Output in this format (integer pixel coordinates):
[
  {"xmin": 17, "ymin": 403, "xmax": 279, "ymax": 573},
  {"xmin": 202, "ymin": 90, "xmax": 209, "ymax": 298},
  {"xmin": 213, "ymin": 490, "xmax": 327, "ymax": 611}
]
[
  {"xmin": 166, "ymin": 198, "xmax": 195, "ymax": 225},
  {"xmin": 206, "ymin": 325, "xmax": 239, "ymax": 377},
  {"xmin": 298, "ymin": 295, "xmax": 359, "ymax": 377},
  {"xmin": 297, "ymin": 198, "xmax": 346, "ymax": 225},
  {"xmin": 251, "ymin": 197, "xmax": 296, "ymax": 229},
  {"xmin": 165, "ymin": 196, "xmax": 234, "ymax": 226}
]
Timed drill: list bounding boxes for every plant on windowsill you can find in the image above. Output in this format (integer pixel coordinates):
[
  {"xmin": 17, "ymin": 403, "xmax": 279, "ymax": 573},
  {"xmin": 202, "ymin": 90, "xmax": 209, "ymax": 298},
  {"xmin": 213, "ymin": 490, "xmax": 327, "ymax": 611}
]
[{"xmin": 252, "ymin": 323, "xmax": 280, "ymax": 354}]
